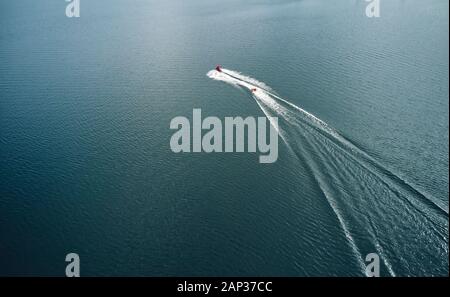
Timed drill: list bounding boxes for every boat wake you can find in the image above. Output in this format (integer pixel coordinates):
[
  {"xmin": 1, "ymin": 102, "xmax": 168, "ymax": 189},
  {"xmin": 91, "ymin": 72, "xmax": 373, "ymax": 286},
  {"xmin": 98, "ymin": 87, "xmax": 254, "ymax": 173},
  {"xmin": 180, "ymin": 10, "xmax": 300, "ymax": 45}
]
[{"xmin": 207, "ymin": 68, "xmax": 449, "ymax": 276}]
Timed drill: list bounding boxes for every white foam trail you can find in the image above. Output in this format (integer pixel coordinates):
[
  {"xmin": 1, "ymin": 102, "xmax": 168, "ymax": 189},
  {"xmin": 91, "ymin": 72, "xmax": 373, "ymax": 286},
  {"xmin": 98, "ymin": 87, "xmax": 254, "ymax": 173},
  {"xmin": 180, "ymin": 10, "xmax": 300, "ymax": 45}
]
[{"xmin": 207, "ymin": 68, "xmax": 448, "ymax": 276}]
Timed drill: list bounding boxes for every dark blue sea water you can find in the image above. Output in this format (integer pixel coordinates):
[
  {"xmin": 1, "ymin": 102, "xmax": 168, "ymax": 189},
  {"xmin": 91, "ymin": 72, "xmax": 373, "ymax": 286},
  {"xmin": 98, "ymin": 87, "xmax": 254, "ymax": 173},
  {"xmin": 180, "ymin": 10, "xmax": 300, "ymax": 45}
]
[{"xmin": 0, "ymin": 0, "xmax": 448, "ymax": 276}]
